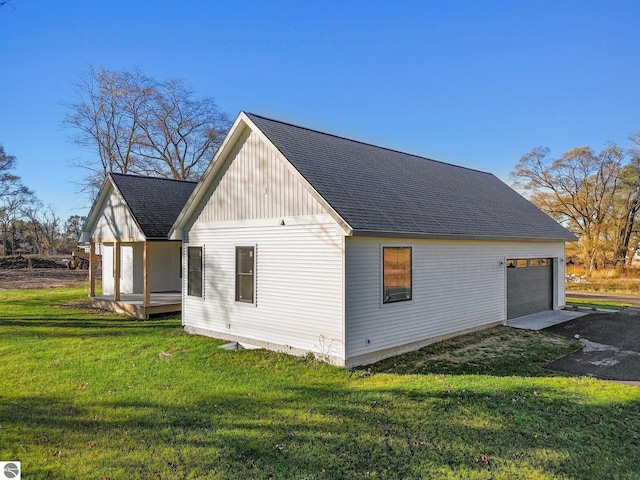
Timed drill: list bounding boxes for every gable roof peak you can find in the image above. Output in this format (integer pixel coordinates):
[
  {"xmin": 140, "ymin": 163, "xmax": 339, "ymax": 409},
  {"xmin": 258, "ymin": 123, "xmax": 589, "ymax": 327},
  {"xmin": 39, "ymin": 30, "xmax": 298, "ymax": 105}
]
[
  {"xmin": 244, "ymin": 112, "xmax": 493, "ymax": 177},
  {"xmin": 108, "ymin": 171, "xmax": 197, "ymax": 185},
  {"xmin": 242, "ymin": 112, "xmax": 576, "ymax": 242},
  {"xmin": 107, "ymin": 172, "xmax": 197, "ymax": 239}
]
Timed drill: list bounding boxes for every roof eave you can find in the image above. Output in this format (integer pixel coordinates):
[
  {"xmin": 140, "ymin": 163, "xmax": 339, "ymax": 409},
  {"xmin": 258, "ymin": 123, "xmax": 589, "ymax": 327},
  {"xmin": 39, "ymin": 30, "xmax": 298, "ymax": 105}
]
[{"xmin": 351, "ymin": 229, "xmax": 577, "ymax": 242}]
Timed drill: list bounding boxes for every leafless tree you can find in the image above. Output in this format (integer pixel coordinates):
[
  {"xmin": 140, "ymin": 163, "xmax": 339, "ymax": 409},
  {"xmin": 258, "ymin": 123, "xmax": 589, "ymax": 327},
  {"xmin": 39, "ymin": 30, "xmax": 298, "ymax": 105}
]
[
  {"xmin": 23, "ymin": 202, "xmax": 61, "ymax": 255},
  {"xmin": 64, "ymin": 67, "xmax": 153, "ymax": 195},
  {"xmin": 136, "ymin": 79, "xmax": 230, "ymax": 180},
  {"xmin": 64, "ymin": 67, "xmax": 230, "ymax": 198},
  {"xmin": 511, "ymin": 138, "xmax": 640, "ymax": 270}
]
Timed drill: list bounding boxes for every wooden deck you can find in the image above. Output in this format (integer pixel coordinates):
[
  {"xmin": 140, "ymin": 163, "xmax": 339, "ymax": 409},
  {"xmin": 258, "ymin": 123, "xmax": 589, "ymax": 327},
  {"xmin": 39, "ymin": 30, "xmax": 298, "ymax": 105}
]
[{"xmin": 89, "ymin": 292, "xmax": 182, "ymax": 319}]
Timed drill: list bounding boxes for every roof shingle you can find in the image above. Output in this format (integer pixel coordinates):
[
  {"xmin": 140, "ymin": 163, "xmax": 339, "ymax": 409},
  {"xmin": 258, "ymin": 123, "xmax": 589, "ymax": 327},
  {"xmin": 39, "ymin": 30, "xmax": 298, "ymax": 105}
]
[
  {"xmin": 110, "ymin": 173, "xmax": 197, "ymax": 239},
  {"xmin": 246, "ymin": 113, "xmax": 575, "ymax": 241}
]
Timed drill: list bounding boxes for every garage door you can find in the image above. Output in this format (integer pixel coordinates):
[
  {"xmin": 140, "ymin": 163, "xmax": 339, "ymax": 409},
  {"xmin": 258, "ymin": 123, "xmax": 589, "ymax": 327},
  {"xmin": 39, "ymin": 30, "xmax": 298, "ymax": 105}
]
[{"xmin": 507, "ymin": 258, "xmax": 553, "ymax": 319}]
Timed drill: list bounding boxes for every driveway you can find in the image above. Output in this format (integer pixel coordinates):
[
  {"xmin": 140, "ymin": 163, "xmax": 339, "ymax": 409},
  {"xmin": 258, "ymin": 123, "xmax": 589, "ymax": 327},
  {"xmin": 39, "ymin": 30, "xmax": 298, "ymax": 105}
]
[
  {"xmin": 543, "ymin": 308, "xmax": 640, "ymax": 383},
  {"xmin": 566, "ymin": 290, "xmax": 640, "ymax": 307}
]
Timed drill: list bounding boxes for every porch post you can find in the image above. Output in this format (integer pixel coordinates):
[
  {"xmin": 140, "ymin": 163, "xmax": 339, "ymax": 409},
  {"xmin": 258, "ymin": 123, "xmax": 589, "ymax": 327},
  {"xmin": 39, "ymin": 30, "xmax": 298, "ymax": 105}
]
[
  {"xmin": 88, "ymin": 240, "xmax": 96, "ymax": 298},
  {"xmin": 114, "ymin": 240, "xmax": 121, "ymax": 301},
  {"xmin": 143, "ymin": 241, "xmax": 151, "ymax": 307}
]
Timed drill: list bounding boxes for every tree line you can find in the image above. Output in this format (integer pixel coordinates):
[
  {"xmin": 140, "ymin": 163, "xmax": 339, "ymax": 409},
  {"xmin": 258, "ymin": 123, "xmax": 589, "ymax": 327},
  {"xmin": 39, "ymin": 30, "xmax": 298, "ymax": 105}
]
[
  {"xmin": 4, "ymin": 63, "xmax": 638, "ymax": 268},
  {"xmin": 0, "ymin": 144, "xmax": 85, "ymax": 256},
  {"xmin": 511, "ymin": 133, "xmax": 640, "ymax": 270}
]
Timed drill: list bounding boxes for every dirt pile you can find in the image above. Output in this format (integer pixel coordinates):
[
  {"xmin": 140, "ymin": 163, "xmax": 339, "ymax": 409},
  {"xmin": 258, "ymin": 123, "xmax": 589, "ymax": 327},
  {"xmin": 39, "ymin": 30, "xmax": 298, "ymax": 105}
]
[{"xmin": 0, "ymin": 255, "xmax": 66, "ymax": 269}]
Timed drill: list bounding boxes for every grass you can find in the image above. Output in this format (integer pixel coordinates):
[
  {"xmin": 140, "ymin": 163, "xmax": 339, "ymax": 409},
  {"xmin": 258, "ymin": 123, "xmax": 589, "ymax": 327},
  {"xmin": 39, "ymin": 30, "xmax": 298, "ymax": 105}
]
[
  {"xmin": 566, "ymin": 298, "xmax": 632, "ymax": 311},
  {"xmin": 1, "ymin": 288, "xmax": 640, "ymax": 479},
  {"xmin": 364, "ymin": 327, "xmax": 583, "ymax": 377},
  {"xmin": 566, "ymin": 265, "xmax": 640, "ymax": 295}
]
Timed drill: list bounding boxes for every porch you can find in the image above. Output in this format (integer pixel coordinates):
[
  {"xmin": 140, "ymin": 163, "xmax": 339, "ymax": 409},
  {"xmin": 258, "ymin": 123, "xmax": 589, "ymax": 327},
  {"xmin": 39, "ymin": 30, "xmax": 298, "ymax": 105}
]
[
  {"xmin": 88, "ymin": 292, "xmax": 182, "ymax": 319},
  {"xmin": 87, "ymin": 239, "xmax": 183, "ymax": 319}
]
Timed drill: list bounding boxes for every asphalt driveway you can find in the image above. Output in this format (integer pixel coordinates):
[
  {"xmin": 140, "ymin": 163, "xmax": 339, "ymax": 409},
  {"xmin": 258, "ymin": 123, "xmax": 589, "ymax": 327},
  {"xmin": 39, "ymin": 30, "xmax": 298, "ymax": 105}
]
[{"xmin": 544, "ymin": 308, "xmax": 640, "ymax": 383}]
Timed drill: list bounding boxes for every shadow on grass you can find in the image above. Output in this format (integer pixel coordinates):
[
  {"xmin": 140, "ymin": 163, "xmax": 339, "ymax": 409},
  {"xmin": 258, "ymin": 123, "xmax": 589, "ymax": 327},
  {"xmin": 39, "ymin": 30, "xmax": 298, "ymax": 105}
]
[
  {"xmin": 0, "ymin": 316, "xmax": 181, "ymax": 340},
  {"xmin": 0, "ymin": 288, "xmax": 182, "ymax": 337},
  {"xmin": 2, "ymin": 380, "xmax": 639, "ymax": 479}
]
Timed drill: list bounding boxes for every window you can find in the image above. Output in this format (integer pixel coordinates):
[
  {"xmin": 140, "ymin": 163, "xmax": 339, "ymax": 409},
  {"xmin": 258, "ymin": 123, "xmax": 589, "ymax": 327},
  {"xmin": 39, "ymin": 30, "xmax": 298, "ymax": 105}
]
[
  {"xmin": 506, "ymin": 259, "xmax": 516, "ymax": 268},
  {"xmin": 235, "ymin": 246, "xmax": 255, "ymax": 303},
  {"xmin": 529, "ymin": 258, "xmax": 540, "ymax": 267},
  {"xmin": 383, "ymin": 247, "xmax": 412, "ymax": 304},
  {"xmin": 516, "ymin": 259, "xmax": 528, "ymax": 268},
  {"xmin": 187, "ymin": 247, "xmax": 203, "ymax": 297}
]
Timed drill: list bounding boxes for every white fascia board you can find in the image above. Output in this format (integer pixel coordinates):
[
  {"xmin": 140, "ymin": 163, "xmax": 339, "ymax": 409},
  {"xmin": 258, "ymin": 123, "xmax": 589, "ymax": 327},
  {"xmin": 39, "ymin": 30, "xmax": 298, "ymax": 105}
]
[{"xmin": 80, "ymin": 175, "xmax": 115, "ymax": 240}]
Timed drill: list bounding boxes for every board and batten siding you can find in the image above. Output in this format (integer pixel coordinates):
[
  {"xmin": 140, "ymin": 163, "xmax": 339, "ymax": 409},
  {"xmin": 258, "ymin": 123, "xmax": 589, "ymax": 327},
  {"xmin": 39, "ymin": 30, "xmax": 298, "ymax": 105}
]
[
  {"xmin": 190, "ymin": 127, "xmax": 325, "ymax": 226},
  {"xmin": 344, "ymin": 236, "xmax": 566, "ymax": 367},
  {"xmin": 184, "ymin": 218, "xmax": 345, "ymax": 363},
  {"xmin": 90, "ymin": 188, "xmax": 144, "ymax": 241}
]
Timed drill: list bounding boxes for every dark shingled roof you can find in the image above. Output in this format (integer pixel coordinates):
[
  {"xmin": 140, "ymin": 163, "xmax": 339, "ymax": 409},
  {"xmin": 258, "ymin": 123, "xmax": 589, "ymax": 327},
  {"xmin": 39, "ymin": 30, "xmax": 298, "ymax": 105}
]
[
  {"xmin": 110, "ymin": 173, "xmax": 197, "ymax": 239},
  {"xmin": 246, "ymin": 113, "xmax": 575, "ymax": 241}
]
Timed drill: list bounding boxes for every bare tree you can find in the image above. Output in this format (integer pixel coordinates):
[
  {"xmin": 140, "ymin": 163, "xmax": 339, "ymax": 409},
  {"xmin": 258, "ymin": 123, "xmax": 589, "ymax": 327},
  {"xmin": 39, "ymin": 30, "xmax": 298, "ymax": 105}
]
[
  {"xmin": 0, "ymin": 144, "xmax": 26, "ymax": 199},
  {"xmin": 0, "ymin": 185, "xmax": 35, "ymax": 255},
  {"xmin": 64, "ymin": 67, "xmax": 230, "ymax": 197},
  {"xmin": 64, "ymin": 67, "xmax": 154, "ymax": 195},
  {"xmin": 23, "ymin": 202, "xmax": 61, "ymax": 255},
  {"xmin": 135, "ymin": 79, "xmax": 229, "ymax": 180},
  {"xmin": 0, "ymin": 145, "xmax": 34, "ymax": 254},
  {"xmin": 511, "ymin": 145, "xmax": 626, "ymax": 269}
]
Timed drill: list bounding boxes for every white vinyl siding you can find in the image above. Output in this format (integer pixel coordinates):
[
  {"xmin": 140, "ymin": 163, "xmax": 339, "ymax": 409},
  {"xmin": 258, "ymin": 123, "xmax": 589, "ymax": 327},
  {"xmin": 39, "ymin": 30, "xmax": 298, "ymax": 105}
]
[
  {"xmin": 345, "ymin": 236, "xmax": 566, "ymax": 363},
  {"xmin": 183, "ymin": 218, "xmax": 345, "ymax": 362},
  {"xmin": 90, "ymin": 188, "xmax": 144, "ymax": 241},
  {"xmin": 181, "ymin": 123, "xmax": 346, "ymax": 361},
  {"xmin": 120, "ymin": 245, "xmax": 134, "ymax": 294},
  {"xmin": 102, "ymin": 244, "xmax": 114, "ymax": 296},
  {"xmin": 193, "ymin": 128, "xmax": 325, "ymax": 224},
  {"xmin": 149, "ymin": 242, "xmax": 182, "ymax": 292}
]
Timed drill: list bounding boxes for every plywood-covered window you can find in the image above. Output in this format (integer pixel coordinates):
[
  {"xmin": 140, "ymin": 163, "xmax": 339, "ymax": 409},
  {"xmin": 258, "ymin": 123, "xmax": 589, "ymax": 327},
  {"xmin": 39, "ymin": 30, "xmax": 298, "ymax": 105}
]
[
  {"xmin": 383, "ymin": 247, "xmax": 412, "ymax": 304},
  {"xmin": 235, "ymin": 246, "xmax": 255, "ymax": 303},
  {"xmin": 187, "ymin": 246, "xmax": 202, "ymax": 297}
]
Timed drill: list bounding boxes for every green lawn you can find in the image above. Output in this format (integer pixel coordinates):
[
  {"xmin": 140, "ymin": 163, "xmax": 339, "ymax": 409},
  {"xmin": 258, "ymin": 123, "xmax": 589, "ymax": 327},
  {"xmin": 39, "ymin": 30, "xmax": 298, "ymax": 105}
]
[
  {"xmin": 1, "ymin": 288, "xmax": 640, "ymax": 479},
  {"xmin": 566, "ymin": 297, "xmax": 632, "ymax": 311}
]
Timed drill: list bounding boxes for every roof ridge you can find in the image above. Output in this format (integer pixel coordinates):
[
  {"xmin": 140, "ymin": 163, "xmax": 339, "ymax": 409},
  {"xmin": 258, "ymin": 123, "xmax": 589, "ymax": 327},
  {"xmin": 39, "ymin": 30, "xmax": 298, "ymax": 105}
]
[
  {"xmin": 244, "ymin": 112, "xmax": 493, "ymax": 176},
  {"xmin": 109, "ymin": 172, "xmax": 198, "ymax": 184}
]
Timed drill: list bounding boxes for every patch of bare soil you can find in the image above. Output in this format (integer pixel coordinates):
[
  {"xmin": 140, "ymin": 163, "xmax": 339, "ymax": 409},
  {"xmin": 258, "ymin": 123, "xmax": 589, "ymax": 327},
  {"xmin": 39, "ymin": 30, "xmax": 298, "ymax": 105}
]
[
  {"xmin": 0, "ymin": 269, "xmax": 89, "ymax": 290},
  {"xmin": 0, "ymin": 260, "xmax": 91, "ymax": 290}
]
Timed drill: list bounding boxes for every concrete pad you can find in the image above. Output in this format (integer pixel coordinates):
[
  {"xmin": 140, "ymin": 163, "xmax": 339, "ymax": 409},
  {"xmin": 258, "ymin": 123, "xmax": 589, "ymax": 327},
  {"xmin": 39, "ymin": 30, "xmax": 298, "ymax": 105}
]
[{"xmin": 505, "ymin": 309, "xmax": 588, "ymax": 330}]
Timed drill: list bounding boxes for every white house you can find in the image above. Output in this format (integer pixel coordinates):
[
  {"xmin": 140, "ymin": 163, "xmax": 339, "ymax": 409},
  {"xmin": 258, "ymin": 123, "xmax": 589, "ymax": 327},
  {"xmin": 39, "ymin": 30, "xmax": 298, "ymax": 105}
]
[
  {"xmin": 170, "ymin": 112, "xmax": 576, "ymax": 367},
  {"xmin": 81, "ymin": 173, "xmax": 197, "ymax": 318}
]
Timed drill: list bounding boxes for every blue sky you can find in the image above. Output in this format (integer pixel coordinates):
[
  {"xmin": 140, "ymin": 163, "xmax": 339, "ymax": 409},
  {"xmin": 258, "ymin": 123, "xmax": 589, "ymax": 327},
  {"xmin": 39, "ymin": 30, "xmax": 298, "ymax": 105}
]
[{"xmin": 1, "ymin": 0, "xmax": 639, "ymax": 221}]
